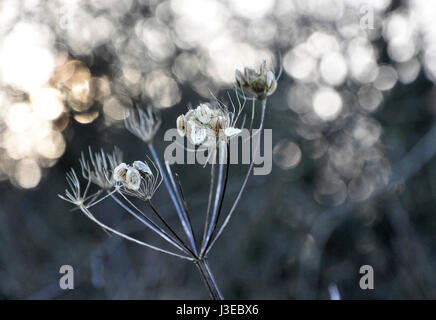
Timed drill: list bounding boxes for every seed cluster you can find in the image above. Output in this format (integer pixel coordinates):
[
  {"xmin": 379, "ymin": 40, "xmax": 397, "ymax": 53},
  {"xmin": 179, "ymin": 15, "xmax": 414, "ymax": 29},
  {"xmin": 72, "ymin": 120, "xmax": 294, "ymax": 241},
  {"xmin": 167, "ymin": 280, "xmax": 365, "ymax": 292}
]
[
  {"xmin": 235, "ymin": 61, "xmax": 277, "ymax": 99},
  {"xmin": 113, "ymin": 160, "xmax": 153, "ymax": 191},
  {"xmin": 176, "ymin": 103, "xmax": 241, "ymax": 147}
]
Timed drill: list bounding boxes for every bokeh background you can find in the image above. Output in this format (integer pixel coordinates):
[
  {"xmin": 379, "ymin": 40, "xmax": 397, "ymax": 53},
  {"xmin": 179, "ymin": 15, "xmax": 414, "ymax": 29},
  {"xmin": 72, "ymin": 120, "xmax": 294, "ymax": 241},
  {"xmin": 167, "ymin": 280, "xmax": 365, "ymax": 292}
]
[{"xmin": 1, "ymin": 0, "xmax": 436, "ymax": 299}]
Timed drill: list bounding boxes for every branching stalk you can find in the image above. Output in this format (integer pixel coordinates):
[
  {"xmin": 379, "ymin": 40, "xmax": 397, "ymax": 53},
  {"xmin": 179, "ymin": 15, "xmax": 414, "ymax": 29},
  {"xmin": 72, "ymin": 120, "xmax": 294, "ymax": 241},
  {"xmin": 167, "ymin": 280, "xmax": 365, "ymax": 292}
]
[
  {"xmin": 195, "ymin": 259, "xmax": 223, "ymax": 300},
  {"xmin": 148, "ymin": 143, "xmax": 198, "ymax": 255},
  {"xmin": 206, "ymin": 98, "xmax": 267, "ymax": 255}
]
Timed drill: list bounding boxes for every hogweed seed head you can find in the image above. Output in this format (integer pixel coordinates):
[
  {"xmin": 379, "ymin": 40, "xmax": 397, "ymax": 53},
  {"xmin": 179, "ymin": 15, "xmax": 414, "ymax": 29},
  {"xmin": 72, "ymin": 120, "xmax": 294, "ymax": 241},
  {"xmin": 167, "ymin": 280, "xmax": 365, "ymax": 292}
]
[
  {"xmin": 125, "ymin": 167, "xmax": 141, "ymax": 191},
  {"xmin": 186, "ymin": 119, "xmax": 207, "ymax": 145},
  {"xmin": 113, "ymin": 163, "xmax": 128, "ymax": 182},
  {"xmin": 133, "ymin": 160, "xmax": 153, "ymax": 177},
  {"xmin": 235, "ymin": 60, "xmax": 277, "ymax": 99},
  {"xmin": 125, "ymin": 106, "xmax": 161, "ymax": 144},
  {"xmin": 114, "ymin": 158, "xmax": 162, "ymax": 200},
  {"xmin": 176, "ymin": 102, "xmax": 242, "ymax": 147},
  {"xmin": 195, "ymin": 103, "xmax": 213, "ymax": 124}
]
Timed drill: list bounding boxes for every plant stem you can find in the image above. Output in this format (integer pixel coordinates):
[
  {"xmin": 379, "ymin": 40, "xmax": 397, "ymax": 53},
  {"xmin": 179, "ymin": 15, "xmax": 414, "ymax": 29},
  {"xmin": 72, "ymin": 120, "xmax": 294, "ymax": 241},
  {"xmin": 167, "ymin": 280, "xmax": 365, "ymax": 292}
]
[
  {"xmin": 205, "ymin": 98, "xmax": 267, "ymax": 255},
  {"xmin": 194, "ymin": 259, "xmax": 223, "ymax": 300},
  {"xmin": 202, "ymin": 142, "xmax": 230, "ymax": 256},
  {"xmin": 148, "ymin": 143, "xmax": 198, "ymax": 255}
]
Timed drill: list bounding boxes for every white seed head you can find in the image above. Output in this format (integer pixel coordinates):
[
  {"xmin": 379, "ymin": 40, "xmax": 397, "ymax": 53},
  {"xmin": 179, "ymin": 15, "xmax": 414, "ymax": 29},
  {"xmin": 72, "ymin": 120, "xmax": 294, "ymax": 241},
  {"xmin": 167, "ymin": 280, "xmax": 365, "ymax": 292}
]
[
  {"xmin": 113, "ymin": 163, "xmax": 128, "ymax": 182},
  {"xmin": 236, "ymin": 61, "xmax": 277, "ymax": 99},
  {"xmin": 244, "ymin": 67, "xmax": 257, "ymax": 83},
  {"xmin": 133, "ymin": 160, "xmax": 152, "ymax": 177},
  {"xmin": 185, "ymin": 109, "xmax": 195, "ymax": 119},
  {"xmin": 195, "ymin": 103, "xmax": 213, "ymax": 124},
  {"xmin": 186, "ymin": 120, "xmax": 207, "ymax": 145},
  {"xmin": 125, "ymin": 168, "xmax": 141, "ymax": 191},
  {"xmin": 176, "ymin": 114, "xmax": 186, "ymax": 137}
]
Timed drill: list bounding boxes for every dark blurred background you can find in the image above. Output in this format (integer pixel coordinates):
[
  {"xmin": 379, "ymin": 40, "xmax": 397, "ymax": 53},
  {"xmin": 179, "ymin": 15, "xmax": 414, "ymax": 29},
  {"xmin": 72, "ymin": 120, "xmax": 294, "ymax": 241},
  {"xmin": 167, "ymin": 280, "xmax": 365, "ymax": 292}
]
[{"xmin": 1, "ymin": 0, "xmax": 436, "ymax": 299}]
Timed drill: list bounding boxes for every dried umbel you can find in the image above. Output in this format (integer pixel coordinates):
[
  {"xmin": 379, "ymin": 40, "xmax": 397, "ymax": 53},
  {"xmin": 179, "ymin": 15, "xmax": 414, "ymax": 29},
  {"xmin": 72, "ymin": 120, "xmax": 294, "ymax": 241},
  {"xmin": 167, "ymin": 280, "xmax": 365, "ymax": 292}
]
[
  {"xmin": 114, "ymin": 159, "xmax": 161, "ymax": 200},
  {"xmin": 176, "ymin": 103, "xmax": 241, "ymax": 147},
  {"xmin": 125, "ymin": 106, "xmax": 161, "ymax": 144},
  {"xmin": 235, "ymin": 61, "xmax": 277, "ymax": 99},
  {"xmin": 80, "ymin": 147, "xmax": 123, "ymax": 190},
  {"xmin": 59, "ymin": 62, "xmax": 274, "ymax": 300}
]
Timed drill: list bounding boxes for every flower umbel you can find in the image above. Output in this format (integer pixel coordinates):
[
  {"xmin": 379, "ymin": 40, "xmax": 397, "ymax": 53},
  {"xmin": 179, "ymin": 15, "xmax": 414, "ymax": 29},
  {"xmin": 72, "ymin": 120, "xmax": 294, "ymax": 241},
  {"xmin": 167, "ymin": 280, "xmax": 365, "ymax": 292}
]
[
  {"xmin": 176, "ymin": 103, "xmax": 242, "ymax": 147},
  {"xmin": 114, "ymin": 159, "xmax": 162, "ymax": 200},
  {"xmin": 235, "ymin": 60, "xmax": 277, "ymax": 99}
]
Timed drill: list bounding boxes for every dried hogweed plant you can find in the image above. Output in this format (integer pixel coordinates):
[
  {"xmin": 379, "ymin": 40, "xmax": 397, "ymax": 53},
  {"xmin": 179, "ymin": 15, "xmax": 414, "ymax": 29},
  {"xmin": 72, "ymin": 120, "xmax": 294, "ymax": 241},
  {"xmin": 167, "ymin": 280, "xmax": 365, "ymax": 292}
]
[{"xmin": 59, "ymin": 61, "xmax": 278, "ymax": 299}]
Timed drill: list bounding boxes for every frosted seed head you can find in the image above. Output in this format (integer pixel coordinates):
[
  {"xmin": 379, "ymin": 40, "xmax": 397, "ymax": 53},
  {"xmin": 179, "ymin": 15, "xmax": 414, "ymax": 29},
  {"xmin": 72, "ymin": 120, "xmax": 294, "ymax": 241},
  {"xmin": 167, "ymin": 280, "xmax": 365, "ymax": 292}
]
[
  {"xmin": 187, "ymin": 120, "xmax": 207, "ymax": 145},
  {"xmin": 113, "ymin": 163, "xmax": 128, "ymax": 182},
  {"xmin": 195, "ymin": 103, "xmax": 213, "ymax": 124},
  {"xmin": 125, "ymin": 168, "xmax": 141, "ymax": 191},
  {"xmin": 133, "ymin": 160, "xmax": 152, "ymax": 177},
  {"xmin": 185, "ymin": 109, "xmax": 195, "ymax": 120},
  {"xmin": 244, "ymin": 67, "xmax": 257, "ymax": 83},
  {"xmin": 236, "ymin": 61, "xmax": 277, "ymax": 99}
]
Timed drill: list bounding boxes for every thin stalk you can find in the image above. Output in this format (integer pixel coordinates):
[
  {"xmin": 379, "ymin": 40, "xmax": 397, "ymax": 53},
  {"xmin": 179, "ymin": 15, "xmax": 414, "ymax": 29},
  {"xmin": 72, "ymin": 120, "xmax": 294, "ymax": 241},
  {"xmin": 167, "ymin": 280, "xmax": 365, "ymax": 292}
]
[
  {"xmin": 200, "ymin": 161, "xmax": 216, "ymax": 252},
  {"xmin": 249, "ymin": 98, "xmax": 255, "ymax": 133},
  {"xmin": 203, "ymin": 143, "xmax": 230, "ymax": 256},
  {"xmin": 110, "ymin": 192, "xmax": 190, "ymax": 255},
  {"xmin": 195, "ymin": 259, "xmax": 223, "ymax": 300},
  {"xmin": 148, "ymin": 143, "xmax": 198, "ymax": 255},
  {"xmin": 165, "ymin": 161, "xmax": 198, "ymax": 255},
  {"xmin": 206, "ymin": 99, "xmax": 267, "ymax": 255},
  {"xmin": 200, "ymin": 142, "xmax": 227, "ymax": 257},
  {"xmin": 147, "ymin": 199, "xmax": 196, "ymax": 257},
  {"xmin": 174, "ymin": 172, "xmax": 197, "ymax": 246},
  {"xmin": 79, "ymin": 205, "xmax": 193, "ymax": 261}
]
